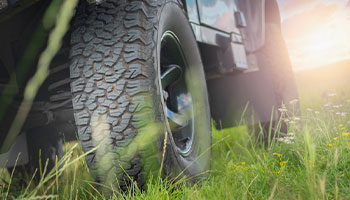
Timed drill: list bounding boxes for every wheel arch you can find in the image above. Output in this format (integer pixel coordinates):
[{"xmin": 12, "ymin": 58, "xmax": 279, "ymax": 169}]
[{"xmin": 265, "ymin": 0, "xmax": 282, "ymax": 28}]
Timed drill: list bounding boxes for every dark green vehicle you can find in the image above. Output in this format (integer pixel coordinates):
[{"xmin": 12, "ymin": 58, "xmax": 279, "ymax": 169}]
[{"xmin": 0, "ymin": 0, "xmax": 298, "ymax": 190}]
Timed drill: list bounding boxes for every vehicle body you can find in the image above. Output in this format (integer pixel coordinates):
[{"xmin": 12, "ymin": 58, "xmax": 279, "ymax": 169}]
[{"xmin": 0, "ymin": 0, "xmax": 298, "ymax": 189}]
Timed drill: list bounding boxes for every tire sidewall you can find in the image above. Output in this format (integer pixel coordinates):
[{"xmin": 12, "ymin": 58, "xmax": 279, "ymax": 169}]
[{"xmin": 155, "ymin": 1, "xmax": 211, "ymax": 180}]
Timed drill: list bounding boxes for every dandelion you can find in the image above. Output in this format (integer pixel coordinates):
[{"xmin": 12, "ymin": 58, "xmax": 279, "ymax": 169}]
[
  {"xmin": 329, "ymin": 143, "xmax": 333, "ymax": 147},
  {"xmin": 273, "ymin": 153, "xmax": 282, "ymax": 159},
  {"xmin": 342, "ymin": 132, "xmax": 350, "ymax": 136},
  {"xmin": 241, "ymin": 162, "xmax": 246, "ymax": 165},
  {"xmin": 333, "ymin": 137, "xmax": 338, "ymax": 141},
  {"xmin": 280, "ymin": 161, "xmax": 287, "ymax": 166},
  {"xmin": 275, "ymin": 170, "xmax": 281, "ymax": 175}
]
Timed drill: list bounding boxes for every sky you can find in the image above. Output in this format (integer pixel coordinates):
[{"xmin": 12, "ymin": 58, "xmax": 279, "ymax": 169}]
[{"xmin": 277, "ymin": 0, "xmax": 350, "ymax": 71}]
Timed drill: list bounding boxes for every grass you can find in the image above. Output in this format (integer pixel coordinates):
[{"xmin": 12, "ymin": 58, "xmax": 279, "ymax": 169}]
[
  {"xmin": 1, "ymin": 77, "xmax": 350, "ymax": 199},
  {"xmin": 1, "ymin": 0, "xmax": 350, "ymax": 198}
]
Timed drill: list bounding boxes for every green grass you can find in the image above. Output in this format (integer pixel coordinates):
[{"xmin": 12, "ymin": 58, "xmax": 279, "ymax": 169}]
[
  {"xmin": 1, "ymin": 0, "xmax": 350, "ymax": 197},
  {"xmin": 2, "ymin": 78, "xmax": 350, "ymax": 199}
]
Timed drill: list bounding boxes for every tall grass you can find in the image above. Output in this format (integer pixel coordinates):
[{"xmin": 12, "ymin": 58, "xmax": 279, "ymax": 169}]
[
  {"xmin": 1, "ymin": 0, "xmax": 350, "ymax": 198},
  {"xmin": 1, "ymin": 86, "xmax": 350, "ymax": 199},
  {"xmin": 0, "ymin": 0, "xmax": 78, "ymax": 153}
]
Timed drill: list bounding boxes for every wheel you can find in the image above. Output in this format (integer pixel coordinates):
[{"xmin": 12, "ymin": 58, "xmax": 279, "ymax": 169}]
[
  {"xmin": 8, "ymin": 126, "xmax": 63, "ymax": 182},
  {"xmin": 69, "ymin": 0, "xmax": 211, "ymax": 190},
  {"xmin": 252, "ymin": 22, "xmax": 299, "ymax": 142}
]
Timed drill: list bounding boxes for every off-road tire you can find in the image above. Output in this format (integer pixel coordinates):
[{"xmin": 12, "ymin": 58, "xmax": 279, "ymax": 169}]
[{"xmin": 69, "ymin": 0, "xmax": 211, "ymax": 190}]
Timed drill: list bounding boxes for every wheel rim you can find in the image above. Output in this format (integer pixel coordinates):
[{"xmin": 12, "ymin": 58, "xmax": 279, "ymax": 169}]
[{"xmin": 160, "ymin": 31, "xmax": 195, "ymax": 156}]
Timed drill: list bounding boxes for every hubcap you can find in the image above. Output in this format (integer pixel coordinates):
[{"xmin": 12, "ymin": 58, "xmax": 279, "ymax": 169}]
[{"xmin": 160, "ymin": 31, "xmax": 194, "ymax": 155}]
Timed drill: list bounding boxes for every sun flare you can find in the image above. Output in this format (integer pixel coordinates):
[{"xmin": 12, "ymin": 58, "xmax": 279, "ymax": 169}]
[{"xmin": 280, "ymin": 0, "xmax": 350, "ymax": 71}]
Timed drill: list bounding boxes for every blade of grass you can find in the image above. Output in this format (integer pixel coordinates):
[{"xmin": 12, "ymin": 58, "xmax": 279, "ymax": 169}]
[{"xmin": 0, "ymin": 0, "xmax": 78, "ymax": 153}]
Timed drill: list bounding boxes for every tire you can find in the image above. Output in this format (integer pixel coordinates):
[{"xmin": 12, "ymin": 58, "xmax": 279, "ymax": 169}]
[
  {"xmin": 69, "ymin": 0, "xmax": 211, "ymax": 190},
  {"xmin": 252, "ymin": 23, "xmax": 299, "ymax": 141}
]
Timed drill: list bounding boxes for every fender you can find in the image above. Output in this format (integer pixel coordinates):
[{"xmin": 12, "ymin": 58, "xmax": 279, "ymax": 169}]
[
  {"xmin": 236, "ymin": 0, "xmax": 266, "ymax": 53},
  {"xmin": 200, "ymin": 0, "xmax": 288, "ymax": 129},
  {"xmin": 238, "ymin": 0, "xmax": 282, "ymax": 52},
  {"xmin": 183, "ymin": 0, "xmax": 268, "ymax": 53}
]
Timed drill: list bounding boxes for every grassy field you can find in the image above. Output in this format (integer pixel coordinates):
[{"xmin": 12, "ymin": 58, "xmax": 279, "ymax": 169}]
[
  {"xmin": 1, "ymin": 62, "xmax": 350, "ymax": 199},
  {"xmin": 2, "ymin": 0, "xmax": 350, "ymax": 199}
]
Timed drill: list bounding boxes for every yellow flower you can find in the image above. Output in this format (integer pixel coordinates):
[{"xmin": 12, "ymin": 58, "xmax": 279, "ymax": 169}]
[
  {"xmin": 274, "ymin": 153, "xmax": 282, "ymax": 158},
  {"xmin": 339, "ymin": 124, "xmax": 344, "ymax": 127},
  {"xmin": 293, "ymin": 180, "xmax": 297, "ymax": 185},
  {"xmin": 328, "ymin": 143, "xmax": 333, "ymax": 147},
  {"xmin": 312, "ymin": 164, "xmax": 318, "ymax": 167},
  {"xmin": 280, "ymin": 161, "xmax": 287, "ymax": 166},
  {"xmin": 342, "ymin": 132, "xmax": 350, "ymax": 136},
  {"xmin": 333, "ymin": 137, "xmax": 338, "ymax": 141},
  {"xmin": 241, "ymin": 162, "xmax": 246, "ymax": 165},
  {"xmin": 275, "ymin": 170, "xmax": 281, "ymax": 175}
]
